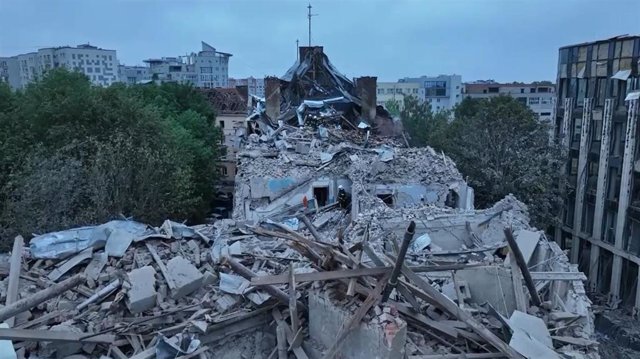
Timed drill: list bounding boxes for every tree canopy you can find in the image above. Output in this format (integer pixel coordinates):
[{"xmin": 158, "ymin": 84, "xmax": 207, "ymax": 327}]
[
  {"xmin": 0, "ymin": 69, "xmax": 222, "ymax": 247},
  {"xmin": 399, "ymin": 94, "xmax": 562, "ymax": 229}
]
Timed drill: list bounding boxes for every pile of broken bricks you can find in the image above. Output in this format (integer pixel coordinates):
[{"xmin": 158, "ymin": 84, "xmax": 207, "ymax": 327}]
[{"xmin": 0, "ymin": 206, "xmax": 600, "ymax": 359}]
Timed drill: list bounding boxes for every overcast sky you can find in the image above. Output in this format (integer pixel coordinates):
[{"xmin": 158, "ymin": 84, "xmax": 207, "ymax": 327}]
[{"xmin": 1, "ymin": 0, "xmax": 638, "ymax": 83}]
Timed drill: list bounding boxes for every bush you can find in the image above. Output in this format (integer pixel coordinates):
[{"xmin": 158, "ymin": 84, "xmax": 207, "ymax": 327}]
[{"xmin": 0, "ymin": 70, "xmax": 222, "ymax": 249}]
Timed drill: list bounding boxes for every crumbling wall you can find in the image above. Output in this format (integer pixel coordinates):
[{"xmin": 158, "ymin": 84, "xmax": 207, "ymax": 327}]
[{"xmin": 308, "ymin": 289, "xmax": 407, "ymax": 359}]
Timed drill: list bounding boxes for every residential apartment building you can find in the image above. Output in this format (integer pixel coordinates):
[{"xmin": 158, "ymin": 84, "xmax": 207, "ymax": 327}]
[
  {"xmin": 553, "ymin": 35, "xmax": 640, "ymax": 309},
  {"xmin": 399, "ymin": 74, "xmax": 463, "ymax": 112},
  {"xmin": 464, "ymin": 81, "xmax": 556, "ymax": 123},
  {"xmin": 376, "ymin": 81, "xmax": 421, "ymax": 110},
  {"xmin": 118, "ymin": 65, "xmax": 151, "ymax": 85},
  {"xmin": 0, "ymin": 56, "xmax": 20, "ymax": 89},
  {"xmin": 1, "ymin": 44, "xmax": 119, "ymax": 89},
  {"xmin": 228, "ymin": 77, "xmax": 264, "ymax": 97},
  {"xmin": 143, "ymin": 42, "xmax": 231, "ymax": 88}
]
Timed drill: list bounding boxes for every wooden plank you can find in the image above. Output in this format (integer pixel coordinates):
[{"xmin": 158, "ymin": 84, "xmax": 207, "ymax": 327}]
[
  {"xmin": 251, "ymin": 264, "xmax": 480, "ymax": 286},
  {"xmin": 276, "ymin": 325, "xmax": 287, "ymax": 359},
  {"xmin": 272, "ymin": 309, "xmax": 310, "ymax": 359},
  {"xmin": 400, "ymin": 265, "xmax": 524, "ymax": 359},
  {"xmin": 409, "ymin": 354, "xmax": 507, "ymax": 359},
  {"xmin": 0, "ymin": 274, "xmax": 85, "ymax": 323},
  {"xmin": 509, "ymin": 252, "xmax": 528, "ymax": 312},
  {"xmin": 530, "ymin": 272, "xmax": 587, "ymax": 281},
  {"xmin": 145, "ymin": 243, "xmax": 176, "ymax": 290},
  {"xmin": 15, "ymin": 310, "xmax": 62, "ymax": 329},
  {"xmin": 6, "ymin": 235, "xmax": 24, "ymax": 327},
  {"xmin": 288, "ymin": 263, "xmax": 299, "ymax": 334},
  {"xmin": 395, "ymin": 304, "xmax": 458, "ymax": 338},
  {"xmin": 504, "ymin": 228, "xmax": 541, "ymax": 307},
  {"xmin": 48, "ymin": 247, "xmax": 93, "ymax": 282},
  {"xmin": 348, "ymin": 225, "xmax": 368, "ymax": 296},
  {"xmin": 0, "ymin": 328, "xmax": 114, "ymax": 343}
]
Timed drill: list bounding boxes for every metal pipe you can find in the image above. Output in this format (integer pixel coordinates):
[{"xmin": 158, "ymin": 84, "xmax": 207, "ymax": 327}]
[{"xmin": 382, "ymin": 221, "xmax": 416, "ymax": 302}]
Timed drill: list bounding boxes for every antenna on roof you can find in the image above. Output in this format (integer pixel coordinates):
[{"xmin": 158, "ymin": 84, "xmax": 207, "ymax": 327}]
[
  {"xmin": 296, "ymin": 39, "xmax": 300, "ymax": 60},
  {"xmin": 307, "ymin": 3, "xmax": 318, "ymax": 47}
]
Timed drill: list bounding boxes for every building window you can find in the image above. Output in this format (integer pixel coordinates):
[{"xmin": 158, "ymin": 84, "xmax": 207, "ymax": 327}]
[
  {"xmin": 95, "ymin": 67, "xmax": 100, "ymax": 73},
  {"xmin": 220, "ymin": 166, "xmax": 228, "ymax": 176},
  {"xmin": 488, "ymin": 87, "xmax": 499, "ymax": 93},
  {"xmin": 520, "ymin": 88, "xmax": 525, "ymax": 93},
  {"xmin": 377, "ymin": 89, "xmax": 384, "ymax": 95},
  {"xmin": 529, "ymin": 97, "xmax": 540, "ymax": 105},
  {"xmin": 219, "ymin": 120, "xmax": 225, "ymax": 128},
  {"xmin": 87, "ymin": 67, "xmax": 93, "ymax": 73},
  {"xmin": 517, "ymin": 97, "xmax": 527, "ymax": 105},
  {"xmin": 413, "ymin": 88, "xmax": 418, "ymax": 94},
  {"xmin": 530, "ymin": 88, "xmax": 536, "ymax": 93},
  {"xmin": 386, "ymin": 88, "xmax": 393, "ymax": 94}
]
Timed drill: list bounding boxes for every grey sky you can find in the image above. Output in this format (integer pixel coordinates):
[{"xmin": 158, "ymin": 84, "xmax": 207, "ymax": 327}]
[{"xmin": 1, "ymin": 0, "xmax": 638, "ymax": 83}]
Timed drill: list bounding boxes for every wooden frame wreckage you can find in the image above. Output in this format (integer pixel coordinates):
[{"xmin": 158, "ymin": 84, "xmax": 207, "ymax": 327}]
[{"xmin": 0, "ymin": 47, "xmax": 598, "ymax": 359}]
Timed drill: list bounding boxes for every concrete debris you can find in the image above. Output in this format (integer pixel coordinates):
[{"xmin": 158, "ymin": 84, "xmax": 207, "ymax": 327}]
[{"xmin": 0, "ymin": 48, "xmax": 599, "ymax": 359}]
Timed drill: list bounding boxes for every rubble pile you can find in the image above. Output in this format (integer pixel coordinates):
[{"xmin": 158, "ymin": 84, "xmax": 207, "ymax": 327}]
[{"xmin": 0, "ymin": 195, "xmax": 599, "ymax": 358}]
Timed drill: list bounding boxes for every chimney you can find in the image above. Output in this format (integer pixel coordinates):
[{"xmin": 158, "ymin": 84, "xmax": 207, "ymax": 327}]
[
  {"xmin": 264, "ymin": 76, "xmax": 281, "ymax": 121},
  {"xmin": 355, "ymin": 76, "xmax": 378, "ymax": 121},
  {"xmin": 235, "ymin": 85, "xmax": 250, "ymax": 112}
]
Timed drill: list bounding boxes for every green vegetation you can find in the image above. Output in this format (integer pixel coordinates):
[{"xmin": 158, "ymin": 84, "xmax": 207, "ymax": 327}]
[
  {"xmin": 400, "ymin": 95, "xmax": 563, "ymax": 229},
  {"xmin": 0, "ymin": 69, "xmax": 222, "ymax": 247}
]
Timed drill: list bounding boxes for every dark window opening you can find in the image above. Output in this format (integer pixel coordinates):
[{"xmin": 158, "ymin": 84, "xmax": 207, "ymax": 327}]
[
  {"xmin": 445, "ymin": 190, "xmax": 459, "ymax": 208},
  {"xmin": 488, "ymin": 87, "xmax": 499, "ymax": 93},
  {"xmin": 377, "ymin": 194, "xmax": 394, "ymax": 207},
  {"xmin": 313, "ymin": 187, "xmax": 329, "ymax": 207},
  {"xmin": 219, "ymin": 120, "xmax": 225, "ymax": 128}
]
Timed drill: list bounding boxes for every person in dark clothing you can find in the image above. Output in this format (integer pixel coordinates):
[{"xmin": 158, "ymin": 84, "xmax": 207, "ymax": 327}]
[{"xmin": 337, "ymin": 185, "xmax": 350, "ymax": 209}]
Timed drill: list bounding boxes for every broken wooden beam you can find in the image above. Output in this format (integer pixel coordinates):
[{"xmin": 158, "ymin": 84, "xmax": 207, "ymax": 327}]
[
  {"xmin": 5, "ymin": 235, "xmax": 24, "ymax": 327},
  {"xmin": 504, "ymin": 228, "xmax": 542, "ymax": 307},
  {"xmin": 0, "ymin": 328, "xmax": 115, "ymax": 343},
  {"xmin": 298, "ymin": 214, "xmax": 324, "ymax": 242},
  {"xmin": 400, "ymin": 265, "xmax": 524, "ymax": 359},
  {"xmin": 276, "ymin": 325, "xmax": 288, "ymax": 359},
  {"xmin": 529, "ymin": 272, "xmax": 587, "ymax": 281},
  {"xmin": 224, "ymin": 256, "xmax": 306, "ymax": 312},
  {"xmin": 0, "ymin": 274, "xmax": 85, "ymax": 323},
  {"xmin": 145, "ymin": 242, "xmax": 177, "ymax": 291},
  {"xmin": 409, "ymin": 353, "xmax": 507, "ymax": 359}
]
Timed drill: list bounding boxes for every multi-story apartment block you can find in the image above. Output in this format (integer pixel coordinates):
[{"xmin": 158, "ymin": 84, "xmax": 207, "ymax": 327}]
[
  {"xmin": 376, "ymin": 81, "xmax": 421, "ymax": 110},
  {"xmin": 143, "ymin": 42, "xmax": 231, "ymax": 88},
  {"xmin": 1, "ymin": 44, "xmax": 119, "ymax": 89},
  {"xmin": 0, "ymin": 56, "xmax": 20, "ymax": 89},
  {"xmin": 228, "ymin": 77, "xmax": 264, "ymax": 97},
  {"xmin": 399, "ymin": 74, "xmax": 463, "ymax": 112},
  {"xmin": 118, "ymin": 65, "xmax": 151, "ymax": 85},
  {"xmin": 553, "ymin": 35, "xmax": 640, "ymax": 309},
  {"xmin": 464, "ymin": 81, "xmax": 556, "ymax": 123}
]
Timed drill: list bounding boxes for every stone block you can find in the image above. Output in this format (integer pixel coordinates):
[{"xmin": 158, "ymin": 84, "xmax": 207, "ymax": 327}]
[
  {"xmin": 126, "ymin": 265, "xmax": 157, "ymax": 313},
  {"xmin": 167, "ymin": 256, "xmax": 204, "ymax": 298}
]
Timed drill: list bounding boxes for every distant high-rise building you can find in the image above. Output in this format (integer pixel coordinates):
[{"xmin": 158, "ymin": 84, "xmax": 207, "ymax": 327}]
[
  {"xmin": 399, "ymin": 74, "xmax": 463, "ymax": 112},
  {"xmin": 118, "ymin": 65, "xmax": 151, "ymax": 85},
  {"xmin": 0, "ymin": 56, "xmax": 20, "ymax": 89},
  {"xmin": 1, "ymin": 44, "xmax": 119, "ymax": 89},
  {"xmin": 553, "ymin": 35, "xmax": 640, "ymax": 308},
  {"xmin": 228, "ymin": 77, "xmax": 264, "ymax": 97},
  {"xmin": 376, "ymin": 81, "xmax": 421, "ymax": 110},
  {"xmin": 463, "ymin": 81, "xmax": 556, "ymax": 123},
  {"xmin": 142, "ymin": 41, "xmax": 231, "ymax": 88}
]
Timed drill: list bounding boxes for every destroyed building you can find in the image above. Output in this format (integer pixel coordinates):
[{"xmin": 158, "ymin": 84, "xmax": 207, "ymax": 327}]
[{"xmin": 0, "ymin": 46, "xmax": 599, "ymax": 359}]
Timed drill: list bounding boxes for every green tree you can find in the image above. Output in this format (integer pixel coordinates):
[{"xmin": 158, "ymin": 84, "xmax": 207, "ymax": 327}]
[
  {"xmin": 385, "ymin": 99, "xmax": 401, "ymax": 117},
  {"xmin": 399, "ymin": 95, "xmax": 449, "ymax": 149},
  {"xmin": 445, "ymin": 96, "xmax": 563, "ymax": 228},
  {"xmin": 0, "ymin": 69, "xmax": 222, "ymax": 247}
]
